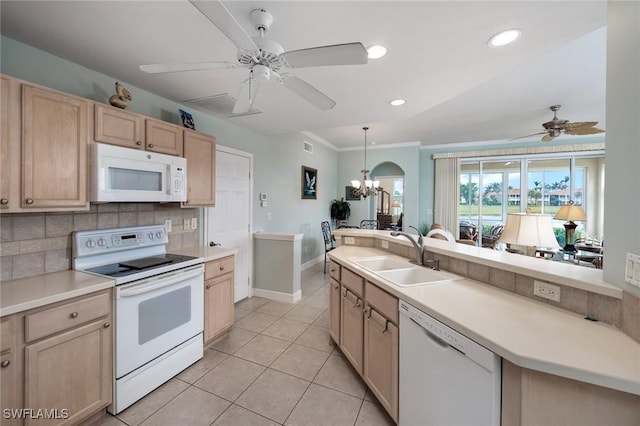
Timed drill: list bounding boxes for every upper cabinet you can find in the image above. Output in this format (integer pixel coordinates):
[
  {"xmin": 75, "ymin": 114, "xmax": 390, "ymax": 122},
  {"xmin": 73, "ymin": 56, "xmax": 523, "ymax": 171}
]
[
  {"xmin": 145, "ymin": 118, "xmax": 184, "ymax": 156},
  {"xmin": 94, "ymin": 104, "xmax": 144, "ymax": 149},
  {"xmin": 1, "ymin": 77, "xmax": 89, "ymax": 213},
  {"xmin": 183, "ymin": 130, "xmax": 215, "ymax": 207}
]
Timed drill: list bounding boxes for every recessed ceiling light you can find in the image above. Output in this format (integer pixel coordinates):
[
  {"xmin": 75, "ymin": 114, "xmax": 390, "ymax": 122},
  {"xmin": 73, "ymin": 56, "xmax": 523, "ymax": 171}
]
[
  {"xmin": 389, "ymin": 99, "xmax": 406, "ymax": 106},
  {"xmin": 488, "ymin": 29, "xmax": 522, "ymax": 47},
  {"xmin": 367, "ymin": 45, "xmax": 387, "ymax": 59}
]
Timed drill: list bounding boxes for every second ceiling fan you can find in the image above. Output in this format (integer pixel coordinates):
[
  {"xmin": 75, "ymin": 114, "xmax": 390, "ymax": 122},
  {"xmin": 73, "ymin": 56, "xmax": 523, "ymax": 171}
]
[
  {"xmin": 140, "ymin": 1, "xmax": 368, "ymax": 114},
  {"xmin": 514, "ymin": 105, "xmax": 605, "ymax": 142}
]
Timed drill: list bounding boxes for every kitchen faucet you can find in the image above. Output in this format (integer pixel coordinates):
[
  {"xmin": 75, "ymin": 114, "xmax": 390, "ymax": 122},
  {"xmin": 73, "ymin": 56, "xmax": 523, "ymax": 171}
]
[{"xmin": 390, "ymin": 226, "xmax": 425, "ymax": 266}]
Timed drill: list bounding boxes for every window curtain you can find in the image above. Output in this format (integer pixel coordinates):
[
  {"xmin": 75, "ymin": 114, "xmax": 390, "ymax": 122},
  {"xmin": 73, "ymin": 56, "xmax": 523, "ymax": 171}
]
[{"xmin": 434, "ymin": 157, "xmax": 460, "ymax": 238}]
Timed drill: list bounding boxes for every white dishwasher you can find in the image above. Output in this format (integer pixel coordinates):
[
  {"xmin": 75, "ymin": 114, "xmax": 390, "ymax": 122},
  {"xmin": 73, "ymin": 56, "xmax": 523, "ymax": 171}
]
[{"xmin": 399, "ymin": 300, "xmax": 501, "ymax": 426}]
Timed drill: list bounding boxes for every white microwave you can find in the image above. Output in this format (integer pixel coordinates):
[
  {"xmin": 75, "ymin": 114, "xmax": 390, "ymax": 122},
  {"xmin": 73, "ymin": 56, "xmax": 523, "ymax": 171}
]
[{"xmin": 91, "ymin": 143, "xmax": 187, "ymax": 202}]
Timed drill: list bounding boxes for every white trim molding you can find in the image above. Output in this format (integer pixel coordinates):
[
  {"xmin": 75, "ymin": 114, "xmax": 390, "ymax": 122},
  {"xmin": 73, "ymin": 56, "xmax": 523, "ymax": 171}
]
[{"xmin": 432, "ymin": 143, "xmax": 605, "ymax": 159}]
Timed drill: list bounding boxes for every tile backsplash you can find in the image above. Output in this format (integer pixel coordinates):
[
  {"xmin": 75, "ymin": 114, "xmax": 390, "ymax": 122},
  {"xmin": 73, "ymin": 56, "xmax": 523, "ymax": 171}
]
[{"xmin": 0, "ymin": 203, "xmax": 200, "ymax": 281}]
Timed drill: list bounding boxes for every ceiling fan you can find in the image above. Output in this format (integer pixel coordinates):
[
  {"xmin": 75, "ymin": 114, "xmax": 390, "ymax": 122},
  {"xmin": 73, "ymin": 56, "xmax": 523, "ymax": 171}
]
[
  {"xmin": 513, "ymin": 105, "xmax": 605, "ymax": 142},
  {"xmin": 139, "ymin": 0, "xmax": 368, "ymax": 114}
]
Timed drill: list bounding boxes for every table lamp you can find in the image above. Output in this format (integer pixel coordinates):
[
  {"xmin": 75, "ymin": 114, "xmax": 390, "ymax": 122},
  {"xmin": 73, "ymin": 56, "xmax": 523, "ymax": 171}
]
[
  {"xmin": 498, "ymin": 213, "xmax": 560, "ymax": 256},
  {"xmin": 553, "ymin": 202, "xmax": 587, "ymax": 253}
]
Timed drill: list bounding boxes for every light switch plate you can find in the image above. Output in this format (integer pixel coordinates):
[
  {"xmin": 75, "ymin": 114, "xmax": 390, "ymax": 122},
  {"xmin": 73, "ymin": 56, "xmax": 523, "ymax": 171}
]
[
  {"xmin": 164, "ymin": 219, "xmax": 172, "ymax": 233},
  {"xmin": 183, "ymin": 219, "xmax": 190, "ymax": 230},
  {"xmin": 191, "ymin": 217, "xmax": 197, "ymax": 230},
  {"xmin": 625, "ymin": 253, "xmax": 640, "ymax": 288}
]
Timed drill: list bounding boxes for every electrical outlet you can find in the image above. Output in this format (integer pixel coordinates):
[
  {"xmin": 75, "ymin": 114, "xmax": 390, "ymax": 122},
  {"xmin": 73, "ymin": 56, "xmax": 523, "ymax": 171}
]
[
  {"xmin": 344, "ymin": 237, "xmax": 355, "ymax": 245},
  {"xmin": 191, "ymin": 217, "xmax": 197, "ymax": 230},
  {"xmin": 534, "ymin": 280, "xmax": 561, "ymax": 302},
  {"xmin": 164, "ymin": 219, "xmax": 172, "ymax": 233},
  {"xmin": 381, "ymin": 240, "xmax": 389, "ymax": 249},
  {"xmin": 183, "ymin": 219, "xmax": 190, "ymax": 230}
]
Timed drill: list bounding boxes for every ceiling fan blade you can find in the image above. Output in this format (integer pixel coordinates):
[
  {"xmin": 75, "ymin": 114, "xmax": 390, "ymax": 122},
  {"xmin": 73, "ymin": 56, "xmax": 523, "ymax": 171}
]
[
  {"xmin": 139, "ymin": 61, "xmax": 236, "ymax": 74},
  {"xmin": 281, "ymin": 42, "xmax": 368, "ymax": 68},
  {"xmin": 279, "ymin": 74, "xmax": 336, "ymax": 110},
  {"xmin": 508, "ymin": 131, "xmax": 547, "ymax": 141},
  {"xmin": 564, "ymin": 126, "xmax": 605, "ymax": 136},
  {"xmin": 189, "ymin": 0, "xmax": 258, "ymax": 51},
  {"xmin": 564, "ymin": 121, "xmax": 598, "ymax": 129},
  {"xmin": 233, "ymin": 78, "xmax": 260, "ymax": 114},
  {"xmin": 541, "ymin": 133, "xmax": 556, "ymax": 142}
]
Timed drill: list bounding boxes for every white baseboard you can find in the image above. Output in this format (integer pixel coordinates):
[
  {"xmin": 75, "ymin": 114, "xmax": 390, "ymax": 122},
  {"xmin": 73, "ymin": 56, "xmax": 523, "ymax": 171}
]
[
  {"xmin": 302, "ymin": 254, "xmax": 324, "ymax": 271},
  {"xmin": 252, "ymin": 288, "xmax": 302, "ymax": 303}
]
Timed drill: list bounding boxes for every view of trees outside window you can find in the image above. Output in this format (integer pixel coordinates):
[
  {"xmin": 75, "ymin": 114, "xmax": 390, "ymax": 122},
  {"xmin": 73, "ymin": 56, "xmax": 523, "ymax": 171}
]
[{"xmin": 459, "ymin": 153, "xmax": 601, "ymax": 248}]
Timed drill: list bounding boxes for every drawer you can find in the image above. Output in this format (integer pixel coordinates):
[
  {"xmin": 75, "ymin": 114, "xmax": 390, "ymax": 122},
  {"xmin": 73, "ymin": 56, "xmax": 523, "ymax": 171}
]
[
  {"xmin": 24, "ymin": 290, "xmax": 111, "ymax": 343},
  {"xmin": 1, "ymin": 317, "xmax": 15, "ymax": 352},
  {"xmin": 205, "ymin": 256, "xmax": 235, "ymax": 280},
  {"xmin": 329, "ymin": 260, "xmax": 341, "ymax": 281},
  {"xmin": 342, "ymin": 268, "xmax": 364, "ymax": 298},
  {"xmin": 365, "ymin": 281, "xmax": 398, "ymax": 324}
]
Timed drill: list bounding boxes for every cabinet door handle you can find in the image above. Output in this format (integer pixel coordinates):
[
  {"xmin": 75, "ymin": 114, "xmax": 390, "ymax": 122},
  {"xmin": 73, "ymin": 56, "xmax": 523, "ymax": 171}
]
[
  {"xmin": 219, "ymin": 266, "xmax": 224, "ymax": 272},
  {"xmin": 70, "ymin": 312, "xmax": 79, "ymax": 319},
  {"xmin": 367, "ymin": 307, "xmax": 389, "ymax": 333},
  {"xmin": 0, "ymin": 198, "xmax": 8, "ymax": 205},
  {"xmin": 136, "ymin": 141, "xmax": 142, "ymax": 145},
  {"xmin": 25, "ymin": 198, "xmax": 34, "ymax": 205},
  {"xmin": 103, "ymin": 322, "xmax": 111, "ymax": 328},
  {"xmin": 1, "ymin": 360, "xmax": 10, "ymax": 368},
  {"xmin": 148, "ymin": 143, "xmax": 154, "ymax": 148},
  {"xmin": 206, "ymin": 284, "xmax": 211, "ymax": 289}
]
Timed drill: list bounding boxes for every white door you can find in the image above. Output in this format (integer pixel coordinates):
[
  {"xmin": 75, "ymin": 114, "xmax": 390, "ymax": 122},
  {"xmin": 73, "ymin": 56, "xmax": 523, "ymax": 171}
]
[{"xmin": 206, "ymin": 147, "xmax": 252, "ymax": 302}]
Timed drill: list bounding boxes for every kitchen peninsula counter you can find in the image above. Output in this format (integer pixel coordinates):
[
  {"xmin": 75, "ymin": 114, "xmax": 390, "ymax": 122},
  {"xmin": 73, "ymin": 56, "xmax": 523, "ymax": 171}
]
[{"xmin": 329, "ymin": 244, "xmax": 640, "ymax": 397}]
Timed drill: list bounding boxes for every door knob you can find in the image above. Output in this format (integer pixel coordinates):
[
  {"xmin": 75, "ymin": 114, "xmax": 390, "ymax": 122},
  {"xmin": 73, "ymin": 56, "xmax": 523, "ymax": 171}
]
[{"xmin": 209, "ymin": 241, "xmax": 221, "ymax": 247}]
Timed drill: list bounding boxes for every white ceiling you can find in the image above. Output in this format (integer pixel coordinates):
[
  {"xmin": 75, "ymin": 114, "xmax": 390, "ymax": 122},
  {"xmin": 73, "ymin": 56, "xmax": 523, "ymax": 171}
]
[{"xmin": 0, "ymin": 1, "xmax": 607, "ymax": 148}]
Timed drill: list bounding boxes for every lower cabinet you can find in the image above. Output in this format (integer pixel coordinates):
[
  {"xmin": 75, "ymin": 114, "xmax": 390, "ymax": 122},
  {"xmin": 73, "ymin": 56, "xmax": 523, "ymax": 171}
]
[
  {"xmin": 331, "ymin": 262, "xmax": 399, "ymax": 423},
  {"xmin": 0, "ymin": 289, "xmax": 113, "ymax": 426},
  {"xmin": 204, "ymin": 255, "xmax": 235, "ymax": 344}
]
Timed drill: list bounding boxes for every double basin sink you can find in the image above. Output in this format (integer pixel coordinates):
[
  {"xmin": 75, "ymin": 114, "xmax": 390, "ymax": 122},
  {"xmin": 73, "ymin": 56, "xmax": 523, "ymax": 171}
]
[{"xmin": 351, "ymin": 256, "xmax": 463, "ymax": 287}]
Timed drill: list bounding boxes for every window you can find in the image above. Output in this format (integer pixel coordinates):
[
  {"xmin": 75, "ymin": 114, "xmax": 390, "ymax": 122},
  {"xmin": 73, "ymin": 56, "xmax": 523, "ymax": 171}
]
[{"xmin": 459, "ymin": 152, "xmax": 604, "ymax": 247}]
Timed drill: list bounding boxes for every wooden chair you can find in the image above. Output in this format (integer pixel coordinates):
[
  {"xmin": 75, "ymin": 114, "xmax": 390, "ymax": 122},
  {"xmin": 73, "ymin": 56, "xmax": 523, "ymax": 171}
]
[{"xmin": 360, "ymin": 219, "xmax": 379, "ymax": 230}]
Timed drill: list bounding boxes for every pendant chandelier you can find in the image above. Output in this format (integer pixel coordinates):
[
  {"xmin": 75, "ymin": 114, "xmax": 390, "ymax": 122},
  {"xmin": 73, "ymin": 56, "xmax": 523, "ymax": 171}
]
[{"xmin": 350, "ymin": 126, "xmax": 379, "ymax": 198}]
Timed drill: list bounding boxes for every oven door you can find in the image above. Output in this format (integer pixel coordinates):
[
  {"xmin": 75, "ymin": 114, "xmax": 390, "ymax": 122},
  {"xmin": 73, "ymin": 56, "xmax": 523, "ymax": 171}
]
[{"xmin": 115, "ymin": 264, "xmax": 204, "ymax": 378}]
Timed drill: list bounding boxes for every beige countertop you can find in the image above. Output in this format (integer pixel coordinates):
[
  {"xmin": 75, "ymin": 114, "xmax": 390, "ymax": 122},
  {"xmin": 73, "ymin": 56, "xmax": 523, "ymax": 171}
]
[
  {"xmin": 329, "ymin": 245, "xmax": 640, "ymax": 396},
  {"xmin": 171, "ymin": 245, "xmax": 238, "ymax": 262},
  {"xmin": 0, "ymin": 270, "xmax": 115, "ymax": 317},
  {"xmin": 0, "ymin": 246, "xmax": 237, "ymax": 317}
]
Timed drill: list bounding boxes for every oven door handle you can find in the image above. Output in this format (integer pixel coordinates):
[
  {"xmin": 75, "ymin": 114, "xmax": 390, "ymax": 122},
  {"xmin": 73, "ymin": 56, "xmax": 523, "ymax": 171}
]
[{"xmin": 117, "ymin": 265, "xmax": 204, "ymax": 298}]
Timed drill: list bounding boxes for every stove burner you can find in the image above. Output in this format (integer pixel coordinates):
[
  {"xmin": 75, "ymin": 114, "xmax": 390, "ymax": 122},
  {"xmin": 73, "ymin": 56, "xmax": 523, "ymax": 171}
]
[
  {"xmin": 119, "ymin": 257, "xmax": 173, "ymax": 270},
  {"xmin": 85, "ymin": 254, "xmax": 198, "ymax": 280}
]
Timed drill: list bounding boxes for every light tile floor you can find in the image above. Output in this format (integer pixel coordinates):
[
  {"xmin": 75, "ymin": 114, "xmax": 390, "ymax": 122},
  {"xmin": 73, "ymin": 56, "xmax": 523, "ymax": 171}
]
[{"xmin": 90, "ymin": 265, "xmax": 395, "ymax": 426}]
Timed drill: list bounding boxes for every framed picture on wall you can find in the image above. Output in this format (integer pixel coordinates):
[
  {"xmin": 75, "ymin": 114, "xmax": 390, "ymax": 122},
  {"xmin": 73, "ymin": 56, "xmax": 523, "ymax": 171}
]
[
  {"xmin": 345, "ymin": 186, "xmax": 361, "ymax": 200},
  {"xmin": 301, "ymin": 166, "xmax": 317, "ymax": 199}
]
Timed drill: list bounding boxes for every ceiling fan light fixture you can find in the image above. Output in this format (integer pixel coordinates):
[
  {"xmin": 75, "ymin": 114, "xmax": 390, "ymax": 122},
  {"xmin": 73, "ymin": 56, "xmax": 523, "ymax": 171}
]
[
  {"xmin": 367, "ymin": 45, "xmax": 387, "ymax": 59},
  {"xmin": 488, "ymin": 29, "xmax": 521, "ymax": 47},
  {"xmin": 389, "ymin": 99, "xmax": 406, "ymax": 106}
]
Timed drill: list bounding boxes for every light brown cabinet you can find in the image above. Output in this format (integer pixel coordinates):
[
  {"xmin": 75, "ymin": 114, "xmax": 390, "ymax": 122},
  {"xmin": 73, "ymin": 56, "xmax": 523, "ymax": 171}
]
[
  {"xmin": 331, "ymin": 264, "xmax": 399, "ymax": 422},
  {"xmin": 1, "ymin": 76, "xmax": 89, "ymax": 212},
  {"xmin": 204, "ymin": 256, "xmax": 235, "ymax": 344},
  {"xmin": 182, "ymin": 130, "xmax": 216, "ymax": 207},
  {"xmin": 94, "ymin": 104, "xmax": 144, "ymax": 149},
  {"xmin": 145, "ymin": 118, "xmax": 184, "ymax": 156},
  {"xmin": 0, "ymin": 289, "xmax": 113, "ymax": 426}
]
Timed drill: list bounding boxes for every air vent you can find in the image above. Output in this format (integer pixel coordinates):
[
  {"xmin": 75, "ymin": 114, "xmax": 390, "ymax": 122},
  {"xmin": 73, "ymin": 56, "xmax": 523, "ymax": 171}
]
[
  {"xmin": 185, "ymin": 94, "xmax": 262, "ymax": 118},
  {"xmin": 303, "ymin": 141, "xmax": 313, "ymax": 153}
]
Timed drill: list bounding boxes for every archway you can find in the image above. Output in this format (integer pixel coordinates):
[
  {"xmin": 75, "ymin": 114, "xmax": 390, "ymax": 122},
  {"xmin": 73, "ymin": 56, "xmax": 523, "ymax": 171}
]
[{"xmin": 371, "ymin": 162, "xmax": 405, "ymax": 230}]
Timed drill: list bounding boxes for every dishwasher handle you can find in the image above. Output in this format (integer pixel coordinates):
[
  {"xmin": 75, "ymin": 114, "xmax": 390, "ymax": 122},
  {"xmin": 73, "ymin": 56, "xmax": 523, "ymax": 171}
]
[{"xmin": 409, "ymin": 316, "xmax": 465, "ymax": 354}]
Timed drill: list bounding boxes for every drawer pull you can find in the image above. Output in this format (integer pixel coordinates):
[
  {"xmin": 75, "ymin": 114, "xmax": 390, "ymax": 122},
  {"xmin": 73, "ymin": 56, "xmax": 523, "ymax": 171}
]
[
  {"xmin": 103, "ymin": 322, "xmax": 111, "ymax": 328},
  {"xmin": 219, "ymin": 266, "xmax": 224, "ymax": 272},
  {"xmin": 70, "ymin": 312, "xmax": 79, "ymax": 319},
  {"xmin": 148, "ymin": 143, "xmax": 154, "ymax": 148},
  {"xmin": 136, "ymin": 141, "xmax": 142, "ymax": 145},
  {"xmin": 25, "ymin": 198, "xmax": 33, "ymax": 205},
  {"xmin": 0, "ymin": 198, "xmax": 8, "ymax": 205},
  {"xmin": 1, "ymin": 360, "xmax": 10, "ymax": 368},
  {"xmin": 206, "ymin": 284, "xmax": 211, "ymax": 289}
]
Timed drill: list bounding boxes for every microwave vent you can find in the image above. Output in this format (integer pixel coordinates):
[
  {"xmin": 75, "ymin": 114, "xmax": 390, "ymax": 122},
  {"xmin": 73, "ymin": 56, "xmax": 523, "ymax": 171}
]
[{"xmin": 184, "ymin": 94, "xmax": 263, "ymax": 118}]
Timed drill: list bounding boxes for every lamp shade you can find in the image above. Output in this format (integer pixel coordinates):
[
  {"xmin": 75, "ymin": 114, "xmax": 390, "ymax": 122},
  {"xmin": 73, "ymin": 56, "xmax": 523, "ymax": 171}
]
[
  {"xmin": 553, "ymin": 204, "xmax": 587, "ymax": 222},
  {"xmin": 498, "ymin": 213, "xmax": 560, "ymax": 249}
]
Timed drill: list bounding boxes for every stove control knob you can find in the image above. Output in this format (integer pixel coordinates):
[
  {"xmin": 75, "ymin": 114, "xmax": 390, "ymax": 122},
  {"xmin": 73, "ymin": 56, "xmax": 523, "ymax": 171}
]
[
  {"xmin": 97, "ymin": 238, "xmax": 107, "ymax": 247},
  {"xmin": 156, "ymin": 231, "xmax": 163, "ymax": 239},
  {"xmin": 86, "ymin": 239, "xmax": 96, "ymax": 248},
  {"xmin": 148, "ymin": 233, "xmax": 154, "ymax": 240}
]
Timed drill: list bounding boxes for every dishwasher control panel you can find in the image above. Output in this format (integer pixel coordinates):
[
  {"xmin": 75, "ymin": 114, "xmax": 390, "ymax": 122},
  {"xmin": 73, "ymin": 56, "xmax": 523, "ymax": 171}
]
[{"xmin": 399, "ymin": 300, "xmax": 498, "ymax": 373}]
